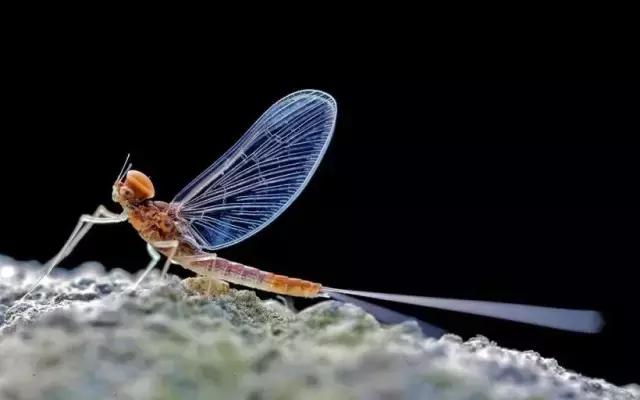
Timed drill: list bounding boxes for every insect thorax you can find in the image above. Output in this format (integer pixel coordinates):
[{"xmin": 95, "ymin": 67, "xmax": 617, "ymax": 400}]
[{"xmin": 128, "ymin": 201, "xmax": 178, "ymax": 243}]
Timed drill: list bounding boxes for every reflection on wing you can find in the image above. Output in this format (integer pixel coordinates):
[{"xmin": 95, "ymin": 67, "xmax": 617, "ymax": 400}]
[{"xmin": 173, "ymin": 90, "xmax": 337, "ymax": 250}]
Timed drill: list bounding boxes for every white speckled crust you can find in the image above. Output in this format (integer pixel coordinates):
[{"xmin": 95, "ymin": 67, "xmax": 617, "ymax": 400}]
[{"xmin": 0, "ymin": 255, "xmax": 637, "ymax": 400}]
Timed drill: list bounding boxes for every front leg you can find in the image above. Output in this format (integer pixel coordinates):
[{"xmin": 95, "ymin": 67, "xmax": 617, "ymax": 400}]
[
  {"xmin": 59, "ymin": 205, "xmax": 122, "ymax": 259},
  {"xmin": 21, "ymin": 206, "xmax": 126, "ymax": 299}
]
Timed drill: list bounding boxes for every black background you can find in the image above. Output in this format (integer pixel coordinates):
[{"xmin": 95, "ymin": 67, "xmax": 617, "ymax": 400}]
[{"xmin": 1, "ymin": 76, "xmax": 638, "ymax": 385}]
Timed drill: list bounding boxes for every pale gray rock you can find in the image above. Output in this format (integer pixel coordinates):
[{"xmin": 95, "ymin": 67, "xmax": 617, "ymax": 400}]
[{"xmin": 0, "ymin": 255, "xmax": 637, "ymax": 400}]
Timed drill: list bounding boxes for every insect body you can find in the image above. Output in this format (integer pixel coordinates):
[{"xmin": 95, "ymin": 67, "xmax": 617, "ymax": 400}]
[
  {"xmin": 21, "ymin": 90, "xmax": 603, "ymax": 334},
  {"xmin": 116, "ymin": 170, "xmax": 322, "ymax": 297}
]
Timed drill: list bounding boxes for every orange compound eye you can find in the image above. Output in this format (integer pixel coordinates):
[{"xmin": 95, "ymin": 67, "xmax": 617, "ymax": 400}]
[{"xmin": 123, "ymin": 170, "xmax": 155, "ymax": 201}]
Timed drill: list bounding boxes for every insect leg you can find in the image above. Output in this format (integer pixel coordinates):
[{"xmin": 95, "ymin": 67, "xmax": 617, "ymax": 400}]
[
  {"xmin": 58, "ymin": 205, "xmax": 122, "ymax": 260},
  {"xmin": 159, "ymin": 240, "xmax": 180, "ymax": 280},
  {"xmin": 21, "ymin": 208, "xmax": 126, "ymax": 300},
  {"xmin": 131, "ymin": 240, "xmax": 179, "ymax": 288},
  {"xmin": 131, "ymin": 243, "xmax": 163, "ymax": 289}
]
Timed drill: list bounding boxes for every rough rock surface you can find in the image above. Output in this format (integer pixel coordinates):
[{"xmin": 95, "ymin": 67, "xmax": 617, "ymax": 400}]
[{"xmin": 0, "ymin": 255, "xmax": 637, "ymax": 400}]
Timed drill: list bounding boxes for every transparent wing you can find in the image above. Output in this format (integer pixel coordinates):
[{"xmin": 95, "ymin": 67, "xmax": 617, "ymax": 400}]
[{"xmin": 172, "ymin": 89, "xmax": 337, "ymax": 250}]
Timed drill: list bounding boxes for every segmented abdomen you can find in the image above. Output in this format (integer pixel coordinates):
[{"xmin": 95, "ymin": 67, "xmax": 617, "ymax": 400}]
[{"xmin": 187, "ymin": 256, "xmax": 322, "ymax": 298}]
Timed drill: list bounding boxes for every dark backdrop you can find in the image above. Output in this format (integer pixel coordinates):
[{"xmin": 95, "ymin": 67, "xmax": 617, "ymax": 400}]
[{"xmin": 1, "ymin": 76, "xmax": 638, "ymax": 385}]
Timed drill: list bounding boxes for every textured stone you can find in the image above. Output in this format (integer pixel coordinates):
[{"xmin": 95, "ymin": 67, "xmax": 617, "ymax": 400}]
[{"xmin": 0, "ymin": 255, "xmax": 637, "ymax": 400}]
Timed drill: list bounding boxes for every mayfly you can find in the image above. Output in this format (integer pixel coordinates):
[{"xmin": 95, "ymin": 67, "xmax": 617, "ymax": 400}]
[{"xmin": 21, "ymin": 90, "xmax": 603, "ymax": 334}]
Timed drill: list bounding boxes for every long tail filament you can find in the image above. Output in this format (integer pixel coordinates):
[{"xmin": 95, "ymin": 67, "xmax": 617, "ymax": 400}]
[{"xmin": 321, "ymin": 287, "xmax": 604, "ymax": 333}]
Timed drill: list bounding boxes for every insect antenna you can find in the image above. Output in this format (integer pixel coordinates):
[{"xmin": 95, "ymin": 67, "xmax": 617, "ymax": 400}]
[{"xmin": 115, "ymin": 153, "xmax": 132, "ymax": 183}]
